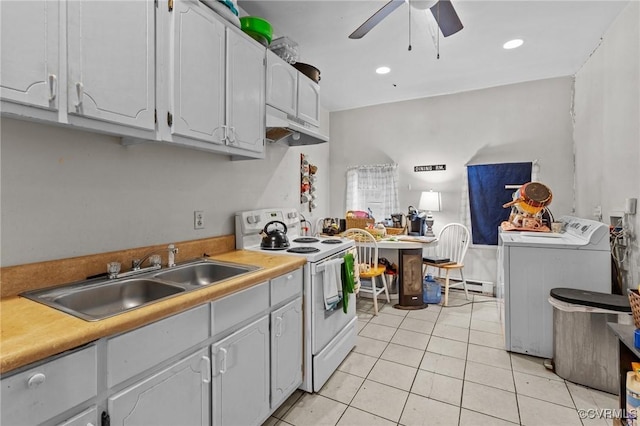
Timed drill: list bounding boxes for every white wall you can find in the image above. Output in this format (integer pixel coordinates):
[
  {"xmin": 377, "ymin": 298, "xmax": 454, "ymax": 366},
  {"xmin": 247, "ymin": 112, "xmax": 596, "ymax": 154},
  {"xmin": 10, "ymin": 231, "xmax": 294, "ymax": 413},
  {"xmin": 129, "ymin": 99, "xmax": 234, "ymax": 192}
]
[
  {"xmin": 329, "ymin": 77, "xmax": 576, "ymax": 284},
  {"xmin": 573, "ymin": 1, "xmax": 640, "ymax": 291},
  {"xmin": 0, "ymin": 116, "xmax": 331, "ymax": 266}
]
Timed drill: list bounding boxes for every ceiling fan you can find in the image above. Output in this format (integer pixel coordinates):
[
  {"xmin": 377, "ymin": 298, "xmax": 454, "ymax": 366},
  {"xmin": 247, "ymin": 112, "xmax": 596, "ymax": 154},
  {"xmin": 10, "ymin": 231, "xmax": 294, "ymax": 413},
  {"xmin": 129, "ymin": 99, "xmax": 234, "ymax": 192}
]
[{"xmin": 349, "ymin": 0, "xmax": 463, "ymax": 40}]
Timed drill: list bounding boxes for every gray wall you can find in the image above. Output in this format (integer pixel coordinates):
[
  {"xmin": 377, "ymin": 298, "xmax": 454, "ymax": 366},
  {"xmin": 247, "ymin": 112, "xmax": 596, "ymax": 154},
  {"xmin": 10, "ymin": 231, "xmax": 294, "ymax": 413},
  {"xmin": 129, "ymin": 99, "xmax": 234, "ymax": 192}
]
[
  {"xmin": 573, "ymin": 0, "xmax": 640, "ymax": 290},
  {"xmin": 0, "ymin": 113, "xmax": 331, "ymax": 266},
  {"xmin": 329, "ymin": 77, "xmax": 576, "ymax": 284}
]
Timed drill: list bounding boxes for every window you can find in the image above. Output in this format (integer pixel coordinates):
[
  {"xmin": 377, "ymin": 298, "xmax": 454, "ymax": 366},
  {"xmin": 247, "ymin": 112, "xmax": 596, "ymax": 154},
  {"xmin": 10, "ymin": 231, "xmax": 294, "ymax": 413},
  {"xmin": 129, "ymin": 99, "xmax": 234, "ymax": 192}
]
[
  {"xmin": 345, "ymin": 164, "xmax": 400, "ymax": 221},
  {"xmin": 464, "ymin": 162, "xmax": 534, "ymax": 245}
]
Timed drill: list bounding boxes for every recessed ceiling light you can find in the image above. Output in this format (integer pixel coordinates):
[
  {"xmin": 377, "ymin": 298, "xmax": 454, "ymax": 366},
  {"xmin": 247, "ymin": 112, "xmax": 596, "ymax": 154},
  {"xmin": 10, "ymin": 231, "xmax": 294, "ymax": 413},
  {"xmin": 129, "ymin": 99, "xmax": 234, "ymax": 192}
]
[
  {"xmin": 503, "ymin": 39, "xmax": 524, "ymax": 50},
  {"xmin": 376, "ymin": 66, "xmax": 391, "ymax": 75}
]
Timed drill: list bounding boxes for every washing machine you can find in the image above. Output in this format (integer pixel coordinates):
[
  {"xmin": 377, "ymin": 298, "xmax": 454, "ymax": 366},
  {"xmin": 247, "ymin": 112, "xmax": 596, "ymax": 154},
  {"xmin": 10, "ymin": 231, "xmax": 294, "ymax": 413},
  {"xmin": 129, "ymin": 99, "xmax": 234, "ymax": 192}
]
[{"xmin": 497, "ymin": 216, "xmax": 611, "ymax": 358}]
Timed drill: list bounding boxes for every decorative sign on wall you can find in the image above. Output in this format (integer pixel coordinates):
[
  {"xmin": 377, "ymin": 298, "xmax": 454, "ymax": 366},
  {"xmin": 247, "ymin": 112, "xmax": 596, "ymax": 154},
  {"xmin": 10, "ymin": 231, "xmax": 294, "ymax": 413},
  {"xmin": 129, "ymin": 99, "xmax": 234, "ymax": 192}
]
[
  {"xmin": 414, "ymin": 164, "xmax": 446, "ymax": 172},
  {"xmin": 301, "ymin": 153, "xmax": 318, "ymax": 212}
]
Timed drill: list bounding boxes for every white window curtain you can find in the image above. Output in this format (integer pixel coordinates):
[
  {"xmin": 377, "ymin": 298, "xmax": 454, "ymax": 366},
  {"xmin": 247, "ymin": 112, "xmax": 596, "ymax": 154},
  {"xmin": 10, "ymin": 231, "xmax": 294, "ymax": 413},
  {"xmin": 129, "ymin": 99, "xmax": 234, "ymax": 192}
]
[{"xmin": 345, "ymin": 164, "xmax": 399, "ymax": 221}]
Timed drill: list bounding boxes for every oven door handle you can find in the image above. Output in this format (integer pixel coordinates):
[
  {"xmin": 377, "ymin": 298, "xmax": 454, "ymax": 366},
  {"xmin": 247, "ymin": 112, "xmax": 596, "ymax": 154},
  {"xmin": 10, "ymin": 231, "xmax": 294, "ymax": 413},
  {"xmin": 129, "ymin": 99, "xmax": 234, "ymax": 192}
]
[{"xmin": 314, "ymin": 257, "xmax": 344, "ymax": 274}]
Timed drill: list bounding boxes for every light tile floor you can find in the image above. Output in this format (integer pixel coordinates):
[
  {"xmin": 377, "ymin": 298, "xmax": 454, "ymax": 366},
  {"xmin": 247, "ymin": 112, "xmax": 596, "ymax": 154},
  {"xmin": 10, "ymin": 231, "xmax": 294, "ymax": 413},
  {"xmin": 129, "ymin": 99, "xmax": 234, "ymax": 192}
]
[{"xmin": 263, "ymin": 291, "xmax": 619, "ymax": 426}]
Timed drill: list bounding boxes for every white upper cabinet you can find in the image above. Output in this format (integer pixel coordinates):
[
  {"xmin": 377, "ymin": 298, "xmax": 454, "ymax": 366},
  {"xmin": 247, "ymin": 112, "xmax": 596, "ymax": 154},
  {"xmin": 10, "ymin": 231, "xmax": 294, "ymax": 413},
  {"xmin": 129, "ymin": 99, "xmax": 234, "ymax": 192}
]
[
  {"xmin": 67, "ymin": 0, "xmax": 155, "ymax": 131},
  {"xmin": 158, "ymin": 0, "xmax": 265, "ymax": 157},
  {"xmin": 166, "ymin": 0, "xmax": 225, "ymax": 144},
  {"xmin": 297, "ymin": 74, "xmax": 320, "ymax": 127},
  {"xmin": 1, "ymin": 0, "xmax": 266, "ymax": 158},
  {"xmin": 266, "ymin": 51, "xmax": 297, "ymax": 116},
  {"xmin": 0, "ymin": 1, "xmax": 59, "ymax": 113},
  {"xmin": 226, "ymin": 28, "xmax": 266, "ymax": 153},
  {"xmin": 266, "ymin": 50, "xmax": 320, "ymax": 127}
]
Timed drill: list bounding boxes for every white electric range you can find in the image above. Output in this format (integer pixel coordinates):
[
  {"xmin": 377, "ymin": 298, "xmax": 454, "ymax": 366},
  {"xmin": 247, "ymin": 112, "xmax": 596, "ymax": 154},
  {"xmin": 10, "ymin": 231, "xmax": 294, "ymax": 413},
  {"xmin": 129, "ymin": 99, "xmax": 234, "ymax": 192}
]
[{"xmin": 235, "ymin": 208, "xmax": 356, "ymax": 392}]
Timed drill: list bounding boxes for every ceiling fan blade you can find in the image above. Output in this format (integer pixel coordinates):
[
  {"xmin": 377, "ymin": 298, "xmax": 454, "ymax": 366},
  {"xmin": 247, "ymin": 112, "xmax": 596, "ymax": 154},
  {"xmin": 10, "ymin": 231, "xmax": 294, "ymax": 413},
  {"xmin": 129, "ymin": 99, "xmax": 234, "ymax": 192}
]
[
  {"xmin": 349, "ymin": 0, "xmax": 405, "ymax": 39},
  {"xmin": 430, "ymin": 0, "xmax": 463, "ymax": 37}
]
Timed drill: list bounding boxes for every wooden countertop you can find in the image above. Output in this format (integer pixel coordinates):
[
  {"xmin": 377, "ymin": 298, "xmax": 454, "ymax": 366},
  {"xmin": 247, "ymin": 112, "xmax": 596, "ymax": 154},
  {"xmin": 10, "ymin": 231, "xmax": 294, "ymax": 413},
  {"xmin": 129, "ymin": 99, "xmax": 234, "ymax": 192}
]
[{"xmin": 0, "ymin": 250, "xmax": 306, "ymax": 374}]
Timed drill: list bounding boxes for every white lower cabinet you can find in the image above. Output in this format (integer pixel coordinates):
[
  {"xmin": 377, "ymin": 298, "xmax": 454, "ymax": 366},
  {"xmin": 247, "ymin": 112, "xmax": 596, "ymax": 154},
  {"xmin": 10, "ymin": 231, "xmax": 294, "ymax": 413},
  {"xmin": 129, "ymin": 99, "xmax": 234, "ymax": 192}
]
[
  {"xmin": 271, "ymin": 297, "xmax": 303, "ymax": 409},
  {"xmin": 56, "ymin": 406, "xmax": 98, "ymax": 426},
  {"xmin": 108, "ymin": 349, "xmax": 211, "ymax": 426},
  {"xmin": 0, "ymin": 345, "xmax": 97, "ymax": 426},
  {"xmin": 2, "ymin": 269, "xmax": 304, "ymax": 426},
  {"xmin": 211, "ymin": 315, "xmax": 270, "ymax": 426}
]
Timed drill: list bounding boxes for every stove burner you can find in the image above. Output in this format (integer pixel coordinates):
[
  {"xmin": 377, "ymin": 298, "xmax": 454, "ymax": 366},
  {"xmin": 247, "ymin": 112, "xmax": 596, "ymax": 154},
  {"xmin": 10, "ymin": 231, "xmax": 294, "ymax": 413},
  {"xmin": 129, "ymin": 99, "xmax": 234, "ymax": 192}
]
[
  {"xmin": 293, "ymin": 237, "xmax": 320, "ymax": 243},
  {"xmin": 322, "ymin": 239, "xmax": 343, "ymax": 244},
  {"xmin": 261, "ymin": 246, "xmax": 289, "ymax": 251},
  {"xmin": 287, "ymin": 247, "xmax": 321, "ymax": 254}
]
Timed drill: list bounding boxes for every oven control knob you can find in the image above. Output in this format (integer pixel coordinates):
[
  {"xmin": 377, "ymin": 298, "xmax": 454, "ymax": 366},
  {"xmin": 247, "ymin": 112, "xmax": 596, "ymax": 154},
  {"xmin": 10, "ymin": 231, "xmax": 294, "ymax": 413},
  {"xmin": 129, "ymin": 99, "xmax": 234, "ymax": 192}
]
[
  {"xmin": 287, "ymin": 212, "xmax": 297, "ymax": 219},
  {"xmin": 247, "ymin": 215, "xmax": 257, "ymax": 224}
]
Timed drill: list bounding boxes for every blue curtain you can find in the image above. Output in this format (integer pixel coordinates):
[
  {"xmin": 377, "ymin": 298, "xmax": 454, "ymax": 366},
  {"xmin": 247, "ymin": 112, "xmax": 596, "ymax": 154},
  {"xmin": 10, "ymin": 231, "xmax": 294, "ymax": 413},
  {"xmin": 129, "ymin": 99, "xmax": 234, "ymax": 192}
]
[{"xmin": 467, "ymin": 162, "xmax": 532, "ymax": 245}]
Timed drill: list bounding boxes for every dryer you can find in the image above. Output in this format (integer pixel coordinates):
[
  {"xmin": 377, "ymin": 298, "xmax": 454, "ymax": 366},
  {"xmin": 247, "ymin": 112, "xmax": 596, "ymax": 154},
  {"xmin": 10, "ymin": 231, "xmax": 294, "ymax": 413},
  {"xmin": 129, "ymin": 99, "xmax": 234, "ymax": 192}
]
[{"xmin": 497, "ymin": 216, "xmax": 610, "ymax": 358}]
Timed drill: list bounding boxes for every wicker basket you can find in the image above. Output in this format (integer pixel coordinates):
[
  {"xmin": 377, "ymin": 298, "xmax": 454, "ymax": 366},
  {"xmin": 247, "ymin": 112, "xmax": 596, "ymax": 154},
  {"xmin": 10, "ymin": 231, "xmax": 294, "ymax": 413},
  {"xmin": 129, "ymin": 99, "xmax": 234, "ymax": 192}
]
[
  {"xmin": 386, "ymin": 227, "xmax": 406, "ymax": 236},
  {"xmin": 628, "ymin": 289, "xmax": 640, "ymax": 328},
  {"xmin": 346, "ymin": 217, "xmax": 374, "ymax": 230}
]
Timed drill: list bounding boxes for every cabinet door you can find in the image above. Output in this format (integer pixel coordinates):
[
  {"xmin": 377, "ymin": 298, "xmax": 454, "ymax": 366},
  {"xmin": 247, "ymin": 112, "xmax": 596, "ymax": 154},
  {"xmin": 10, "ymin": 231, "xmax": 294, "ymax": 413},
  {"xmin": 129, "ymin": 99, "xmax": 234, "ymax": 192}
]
[
  {"xmin": 67, "ymin": 0, "xmax": 155, "ymax": 130},
  {"xmin": 168, "ymin": 0, "xmax": 225, "ymax": 144},
  {"xmin": 297, "ymin": 74, "xmax": 320, "ymax": 126},
  {"xmin": 226, "ymin": 29, "xmax": 265, "ymax": 153},
  {"xmin": 266, "ymin": 51, "xmax": 297, "ymax": 116},
  {"xmin": 0, "ymin": 0, "xmax": 59, "ymax": 110},
  {"xmin": 271, "ymin": 297, "xmax": 303, "ymax": 409},
  {"xmin": 56, "ymin": 406, "xmax": 98, "ymax": 426},
  {"xmin": 108, "ymin": 349, "xmax": 210, "ymax": 426},
  {"xmin": 211, "ymin": 316, "xmax": 270, "ymax": 426},
  {"xmin": 1, "ymin": 345, "xmax": 97, "ymax": 426}
]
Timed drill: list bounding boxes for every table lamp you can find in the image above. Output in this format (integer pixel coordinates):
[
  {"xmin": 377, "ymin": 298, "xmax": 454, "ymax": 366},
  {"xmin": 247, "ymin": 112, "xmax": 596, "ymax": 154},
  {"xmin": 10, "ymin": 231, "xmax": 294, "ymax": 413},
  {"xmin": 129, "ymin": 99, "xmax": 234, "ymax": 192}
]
[{"xmin": 419, "ymin": 190, "xmax": 441, "ymax": 237}]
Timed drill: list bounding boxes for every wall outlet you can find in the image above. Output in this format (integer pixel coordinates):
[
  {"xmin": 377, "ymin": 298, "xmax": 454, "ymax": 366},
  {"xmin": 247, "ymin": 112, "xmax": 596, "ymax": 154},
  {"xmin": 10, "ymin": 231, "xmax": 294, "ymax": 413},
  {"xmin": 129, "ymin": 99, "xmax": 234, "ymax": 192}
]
[{"xmin": 194, "ymin": 211, "xmax": 204, "ymax": 229}]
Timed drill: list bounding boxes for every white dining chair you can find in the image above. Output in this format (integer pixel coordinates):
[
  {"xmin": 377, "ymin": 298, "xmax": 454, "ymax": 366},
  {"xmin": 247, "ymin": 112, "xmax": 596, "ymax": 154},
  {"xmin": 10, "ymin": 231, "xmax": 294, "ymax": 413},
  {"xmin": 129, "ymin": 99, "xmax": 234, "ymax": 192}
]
[
  {"xmin": 422, "ymin": 223, "xmax": 470, "ymax": 306},
  {"xmin": 342, "ymin": 228, "xmax": 390, "ymax": 315}
]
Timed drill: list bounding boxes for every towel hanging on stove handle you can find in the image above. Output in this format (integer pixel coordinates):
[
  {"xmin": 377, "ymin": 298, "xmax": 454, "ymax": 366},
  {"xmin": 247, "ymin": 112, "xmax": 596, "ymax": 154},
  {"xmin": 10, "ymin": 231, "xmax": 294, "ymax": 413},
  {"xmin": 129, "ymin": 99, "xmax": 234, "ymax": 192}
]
[{"xmin": 316, "ymin": 257, "xmax": 344, "ymax": 272}]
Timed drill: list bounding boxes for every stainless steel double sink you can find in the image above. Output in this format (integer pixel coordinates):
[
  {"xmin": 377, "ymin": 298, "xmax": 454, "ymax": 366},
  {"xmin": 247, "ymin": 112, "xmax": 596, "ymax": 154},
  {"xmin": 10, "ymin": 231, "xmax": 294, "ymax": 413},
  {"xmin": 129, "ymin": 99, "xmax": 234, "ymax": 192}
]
[{"xmin": 21, "ymin": 259, "xmax": 260, "ymax": 321}]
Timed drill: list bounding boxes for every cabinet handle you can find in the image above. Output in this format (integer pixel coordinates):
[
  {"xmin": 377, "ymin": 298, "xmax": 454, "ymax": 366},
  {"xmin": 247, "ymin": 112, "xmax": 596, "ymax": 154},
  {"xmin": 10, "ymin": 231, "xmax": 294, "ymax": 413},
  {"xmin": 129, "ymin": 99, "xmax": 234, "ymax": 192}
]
[
  {"xmin": 201, "ymin": 355, "xmax": 211, "ymax": 384},
  {"xmin": 48, "ymin": 74, "xmax": 57, "ymax": 101},
  {"xmin": 219, "ymin": 347, "xmax": 227, "ymax": 374},
  {"xmin": 276, "ymin": 316, "xmax": 283, "ymax": 337},
  {"xmin": 27, "ymin": 372, "xmax": 46, "ymax": 388},
  {"xmin": 227, "ymin": 126, "xmax": 236, "ymax": 145},
  {"xmin": 75, "ymin": 82, "xmax": 84, "ymax": 111},
  {"xmin": 287, "ymin": 274, "xmax": 293, "ymax": 281},
  {"xmin": 221, "ymin": 125, "xmax": 228, "ymax": 144}
]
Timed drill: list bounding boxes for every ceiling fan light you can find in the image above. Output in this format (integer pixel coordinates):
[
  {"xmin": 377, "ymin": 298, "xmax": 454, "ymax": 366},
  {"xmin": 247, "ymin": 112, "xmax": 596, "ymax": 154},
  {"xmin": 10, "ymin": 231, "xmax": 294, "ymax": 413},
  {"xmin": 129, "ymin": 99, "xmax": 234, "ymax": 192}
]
[
  {"xmin": 376, "ymin": 66, "xmax": 391, "ymax": 74},
  {"xmin": 410, "ymin": 0, "xmax": 438, "ymax": 10},
  {"xmin": 503, "ymin": 39, "xmax": 524, "ymax": 50}
]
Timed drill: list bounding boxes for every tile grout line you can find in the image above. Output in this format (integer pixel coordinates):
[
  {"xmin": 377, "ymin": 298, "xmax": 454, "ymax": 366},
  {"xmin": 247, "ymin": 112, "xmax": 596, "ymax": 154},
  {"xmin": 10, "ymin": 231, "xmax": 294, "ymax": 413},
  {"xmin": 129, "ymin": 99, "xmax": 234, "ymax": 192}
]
[{"xmin": 288, "ymin": 295, "xmax": 583, "ymax": 426}]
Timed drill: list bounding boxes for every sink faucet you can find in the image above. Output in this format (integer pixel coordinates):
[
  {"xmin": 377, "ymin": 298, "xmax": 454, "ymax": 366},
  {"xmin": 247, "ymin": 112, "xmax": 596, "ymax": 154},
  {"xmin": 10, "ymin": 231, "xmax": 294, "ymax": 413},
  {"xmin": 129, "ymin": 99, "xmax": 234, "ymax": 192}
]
[
  {"xmin": 132, "ymin": 252, "xmax": 163, "ymax": 271},
  {"xmin": 167, "ymin": 244, "xmax": 179, "ymax": 267},
  {"xmin": 132, "ymin": 244, "xmax": 179, "ymax": 270},
  {"xmin": 107, "ymin": 244, "xmax": 179, "ymax": 279}
]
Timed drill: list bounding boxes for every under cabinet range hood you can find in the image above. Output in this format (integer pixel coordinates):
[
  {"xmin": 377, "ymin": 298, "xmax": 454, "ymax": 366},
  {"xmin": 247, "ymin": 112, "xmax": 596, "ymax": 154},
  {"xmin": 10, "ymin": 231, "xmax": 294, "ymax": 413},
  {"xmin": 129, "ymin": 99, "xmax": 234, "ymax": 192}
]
[{"xmin": 266, "ymin": 105, "xmax": 329, "ymax": 146}]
